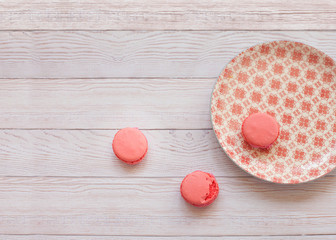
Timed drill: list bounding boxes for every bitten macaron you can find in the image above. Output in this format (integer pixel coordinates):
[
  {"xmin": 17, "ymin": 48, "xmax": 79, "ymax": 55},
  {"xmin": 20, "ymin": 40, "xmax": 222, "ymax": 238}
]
[
  {"xmin": 180, "ymin": 170, "xmax": 219, "ymax": 207},
  {"xmin": 112, "ymin": 127, "xmax": 148, "ymax": 165},
  {"xmin": 242, "ymin": 112, "xmax": 280, "ymax": 149}
]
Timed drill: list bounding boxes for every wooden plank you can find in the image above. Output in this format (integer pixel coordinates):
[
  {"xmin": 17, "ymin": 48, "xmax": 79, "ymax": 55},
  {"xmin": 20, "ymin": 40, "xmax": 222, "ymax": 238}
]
[
  {"xmin": 0, "ymin": 129, "xmax": 242, "ymax": 177},
  {"xmin": 0, "ymin": 129, "xmax": 334, "ymax": 178},
  {"xmin": 1, "ymin": 177, "xmax": 336, "ymax": 235},
  {"xmin": 0, "ymin": 31, "xmax": 336, "ymax": 78},
  {"xmin": 1, "ymin": 235, "xmax": 336, "ymax": 240},
  {"xmin": 1, "ymin": 129, "xmax": 336, "ymax": 179},
  {"xmin": 0, "ymin": 0, "xmax": 335, "ymax": 30},
  {"xmin": 0, "ymin": 78, "xmax": 213, "ymax": 129}
]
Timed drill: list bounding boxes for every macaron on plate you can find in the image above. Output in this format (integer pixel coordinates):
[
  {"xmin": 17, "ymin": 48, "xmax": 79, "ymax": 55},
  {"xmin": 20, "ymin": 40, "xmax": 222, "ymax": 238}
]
[
  {"xmin": 211, "ymin": 40, "xmax": 336, "ymax": 184},
  {"xmin": 242, "ymin": 112, "xmax": 280, "ymax": 149}
]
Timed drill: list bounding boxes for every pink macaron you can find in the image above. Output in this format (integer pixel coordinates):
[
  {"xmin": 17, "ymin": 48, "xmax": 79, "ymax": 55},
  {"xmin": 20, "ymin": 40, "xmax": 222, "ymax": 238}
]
[
  {"xmin": 112, "ymin": 127, "xmax": 148, "ymax": 165},
  {"xmin": 242, "ymin": 112, "xmax": 280, "ymax": 149},
  {"xmin": 180, "ymin": 170, "xmax": 219, "ymax": 207}
]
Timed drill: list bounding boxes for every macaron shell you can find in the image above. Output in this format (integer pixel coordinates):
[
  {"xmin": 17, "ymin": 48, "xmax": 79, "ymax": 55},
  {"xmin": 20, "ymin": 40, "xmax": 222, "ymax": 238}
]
[
  {"xmin": 242, "ymin": 113, "xmax": 279, "ymax": 148},
  {"xmin": 112, "ymin": 128, "xmax": 148, "ymax": 164},
  {"xmin": 180, "ymin": 171, "xmax": 219, "ymax": 207}
]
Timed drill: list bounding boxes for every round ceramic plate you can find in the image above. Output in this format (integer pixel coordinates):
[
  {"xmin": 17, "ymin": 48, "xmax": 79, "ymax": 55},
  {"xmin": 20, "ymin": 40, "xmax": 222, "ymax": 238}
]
[{"xmin": 211, "ymin": 40, "xmax": 336, "ymax": 184}]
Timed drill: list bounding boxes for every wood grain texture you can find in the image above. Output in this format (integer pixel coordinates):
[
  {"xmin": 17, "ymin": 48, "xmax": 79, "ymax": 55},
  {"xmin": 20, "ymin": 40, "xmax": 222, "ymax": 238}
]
[
  {"xmin": 0, "ymin": 129, "xmax": 239, "ymax": 177},
  {"xmin": 0, "ymin": 177, "xmax": 336, "ymax": 235},
  {"xmin": 0, "ymin": 129, "xmax": 335, "ymax": 178},
  {"xmin": 0, "ymin": 0, "xmax": 335, "ymax": 30},
  {"xmin": 0, "ymin": 31, "xmax": 336, "ymax": 78},
  {"xmin": 0, "ymin": 78, "xmax": 213, "ymax": 129},
  {"xmin": 2, "ymin": 236, "xmax": 336, "ymax": 240}
]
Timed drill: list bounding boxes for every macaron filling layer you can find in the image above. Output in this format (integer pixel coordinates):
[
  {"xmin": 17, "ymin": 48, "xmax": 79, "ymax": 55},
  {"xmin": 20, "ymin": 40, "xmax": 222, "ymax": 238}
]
[{"xmin": 114, "ymin": 145, "xmax": 148, "ymax": 165}]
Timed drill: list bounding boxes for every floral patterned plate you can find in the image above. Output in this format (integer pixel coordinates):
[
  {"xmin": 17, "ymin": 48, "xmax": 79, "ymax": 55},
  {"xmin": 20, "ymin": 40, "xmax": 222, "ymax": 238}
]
[{"xmin": 211, "ymin": 40, "xmax": 336, "ymax": 184}]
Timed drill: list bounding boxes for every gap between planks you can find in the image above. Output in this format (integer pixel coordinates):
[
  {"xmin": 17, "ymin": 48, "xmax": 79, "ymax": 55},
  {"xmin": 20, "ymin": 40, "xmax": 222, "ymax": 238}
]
[
  {"xmin": 1, "ymin": 29, "xmax": 336, "ymax": 32},
  {"xmin": 1, "ymin": 234, "xmax": 336, "ymax": 239}
]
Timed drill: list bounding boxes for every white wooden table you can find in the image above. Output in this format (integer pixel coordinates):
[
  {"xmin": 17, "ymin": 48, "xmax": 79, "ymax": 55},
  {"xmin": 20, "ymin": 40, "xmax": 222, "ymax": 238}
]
[{"xmin": 1, "ymin": 1, "xmax": 336, "ymax": 239}]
